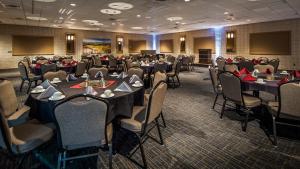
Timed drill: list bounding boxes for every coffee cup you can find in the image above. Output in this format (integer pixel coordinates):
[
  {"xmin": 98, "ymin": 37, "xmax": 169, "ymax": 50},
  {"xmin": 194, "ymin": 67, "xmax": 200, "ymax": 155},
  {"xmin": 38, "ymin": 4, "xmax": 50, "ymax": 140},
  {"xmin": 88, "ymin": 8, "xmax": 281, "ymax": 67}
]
[
  {"xmin": 53, "ymin": 77, "xmax": 60, "ymax": 82},
  {"xmin": 104, "ymin": 89, "xmax": 112, "ymax": 96},
  {"xmin": 113, "ymin": 72, "xmax": 118, "ymax": 75},
  {"xmin": 135, "ymin": 81, "xmax": 141, "ymax": 85},
  {"xmin": 52, "ymin": 91, "xmax": 63, "ymax": 99},
  {"xmin": 35, "ymin": 85, "xmax": 44, "ymax": 90},
  {"xmin": 256, "ymin": 78, "xmax": 264, "ymax": 83},
  {"xmin": 282, "ymin": 70, "xmax": 288, "ymax": 74}
]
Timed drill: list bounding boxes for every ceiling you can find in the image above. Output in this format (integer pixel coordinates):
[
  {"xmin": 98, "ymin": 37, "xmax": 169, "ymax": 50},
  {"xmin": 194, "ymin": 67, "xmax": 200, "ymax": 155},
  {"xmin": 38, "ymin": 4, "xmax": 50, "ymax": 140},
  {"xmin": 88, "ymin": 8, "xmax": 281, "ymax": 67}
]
[{"xmin": 0, "ymin": 0, "xmax": 300, "ymax": 34}]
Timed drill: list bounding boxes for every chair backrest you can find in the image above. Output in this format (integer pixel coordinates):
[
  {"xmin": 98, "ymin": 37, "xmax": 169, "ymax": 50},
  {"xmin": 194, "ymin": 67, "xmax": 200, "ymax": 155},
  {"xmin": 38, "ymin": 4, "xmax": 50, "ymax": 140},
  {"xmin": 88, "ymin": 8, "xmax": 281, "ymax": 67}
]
[
  {"xmin": 109, "ymin": 58, "xmax": 117, "ymax": 67},
  {"xmin": 92, "ymin": 56, "xmax": 102, "ymax": 66},
  {"xmin": 18, "ymin": 61, "xmax": 29, "ymax": 79},
  {"xmin": 216, "ymin": 57, "xmax": 225, "ymax": 71},
  {"xmin": 268, "ymin": 59, "xmax": 280, "ymax": 73},
  {"xmin": 75, "ymin": 62, "xmax": 87, "ymax": 77},
  {"xmin": 54, "ymin": 95, "xmax": 109, "ymax": 150},
  {"xmin": 153, "ymin": 62, "xmax": 167, "ymax": 73},
  {"xmin": 36, "ymin": 59, "xmax": 48, "ymax": 65},
  {"xmin": 224, "ymin": 64, "xmax": 238, "ymax": 73},
  {"xmin": 239, "ymin": 60, "xmax": 254, "ymax": 72},
  {"xmin": 167, "ymin": 55, "xmax": 175, "ymax": 63},
  {"xmin": 209, "ymin": 67, "xmax": 219, "ymax": 93},
  {"xmin": 88, "ymin": 68, "xmax": 108, "ymax": 78},
  {"xmin": 278, "ymin": 82, "xmax": 300, "ymax": 118},
  {"xmin": 181, "ymin": 57, "xmax": 189, "ymax": 65},
  {"xmin": 257, "ymin": 57, "xmax": 269, "ymax": 64},
  {"xmin": 254, "ymin": 64, "xmax": 274, "ymax": 73},
  {"xmin": 128, "ymin": 68, "xmax": 144, "ymax": 79},
  {"xmin": 43, "ymin": 70, "xmax": 67, "ymax": 81},
  {"xmin": 0, "ymin": 80, "xmax": 18, "ymax": 152},
  {"xmin": 219, "ymin": 72, "xmax": 243, "ymax": 104},
  {"xmin": 153, "ymin": 72, "xmax": 166, "ymax": 87},
  {"xmin": 23, "ymin": 56, "xmax": 31, "ymax": 66},
  {"xmin": 143, "ymin": 81, "xmax": 168, "ymax": 132},
  {"xmin": 41, "ymin": 64, "xmax": 57, "ymax": 75}
]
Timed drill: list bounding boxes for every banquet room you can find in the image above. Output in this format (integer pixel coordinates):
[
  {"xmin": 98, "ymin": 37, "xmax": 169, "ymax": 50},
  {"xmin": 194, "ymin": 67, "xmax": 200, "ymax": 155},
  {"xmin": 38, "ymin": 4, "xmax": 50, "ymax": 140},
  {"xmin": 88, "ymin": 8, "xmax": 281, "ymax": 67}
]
[{"xmin": 0, "ymin": 0, "xmax": 300, "ymax": 168}]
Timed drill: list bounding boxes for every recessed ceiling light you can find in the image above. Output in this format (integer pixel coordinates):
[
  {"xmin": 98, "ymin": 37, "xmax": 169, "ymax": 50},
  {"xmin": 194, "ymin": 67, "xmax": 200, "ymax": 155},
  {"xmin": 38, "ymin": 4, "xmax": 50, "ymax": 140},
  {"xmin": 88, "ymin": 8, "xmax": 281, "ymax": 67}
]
[
  {"xmin": 34, "ymin": 0, "xmax": 56, "ymax": 2},
  {"xmin": 82, "ymin": 20, "xmax": 99, "ymax": 23},
  {"xmin": 224, "ymin": 12, "xmax": 229, "ymax": 15},
  {"xmin": 59, "ymin": 17, "xmax": 64, "ymax": 20},
  {"xmin": 145, "ymin": 16, "xmax": 151, "ymax": 19},
  {"xmin": 247, "ymin": 19, "xmax": 251, "ymax": 22},
  {"xmin": 70, "ymin": 3, "xmax": 76, "ymax": 7},
  {"xmin": 181, "ymin": 22, "xmax": 186, "ymax": 25},
  {"xmin": 108, "ymin": 2, "xmax": 133, "ymax": 10},
  {"xmin": 100, "ymin": 9, "xmax": 121, "ymax": 15},
  {"xmin": 248, "ymin": 0, "xmax": 259, "ymax": 1},
  {"xmin": 26, "ymin": 16, "xmax": 48, "ymax": 21},
  {"xmin": 119, "ymin": 23, "xmax": 124, "ymax": 26},
  {"xmin": 167, "ymin": 16, "xmax": 183, "ymax": 21},
  {"xmin": 131, "ymin": 27, "xmax": 143, "ymax": 30},
  {"xmin": 90, "ymin": 22, "xmax": 104, "ymax": 26},
  {"xmin": 137, "ymin": 14, "xmax": 141, "ymax": 18},
  {"xmin": 112, "ymin": 22, "xmax": 116, "ymax": 25},
  {"xmin": 184, "ymin": 0, "xmax": 190, "ymax": 2},
  {"xmin": 176, "ymin": 21, "xmax": 180, "ymax": 24},
  {"xmin": 70, "ymin": 18, "xmax": 76, "ymax": 21}
]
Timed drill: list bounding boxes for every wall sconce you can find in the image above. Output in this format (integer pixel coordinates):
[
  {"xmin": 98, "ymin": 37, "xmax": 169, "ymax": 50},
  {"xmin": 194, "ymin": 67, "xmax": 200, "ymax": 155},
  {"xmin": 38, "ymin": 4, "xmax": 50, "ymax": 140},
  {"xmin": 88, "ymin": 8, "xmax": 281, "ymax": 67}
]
[
  {"xmin": 226, "ymin": 31, "xmax": 236, "ymax": 53},
  {"xmin": 226, "ymin": 32, "xmax": 234, "ymax": 39},
  {"xmin": 66, "ymin": 34, "xmax": 75, "ymax": 54},
  {"xmin": 180, "ymin": 36, "xmax": 186, "ymax": 53},
  {"xmin": 116, "ymin": 36, "xmax": 124, "ymax": 53}
]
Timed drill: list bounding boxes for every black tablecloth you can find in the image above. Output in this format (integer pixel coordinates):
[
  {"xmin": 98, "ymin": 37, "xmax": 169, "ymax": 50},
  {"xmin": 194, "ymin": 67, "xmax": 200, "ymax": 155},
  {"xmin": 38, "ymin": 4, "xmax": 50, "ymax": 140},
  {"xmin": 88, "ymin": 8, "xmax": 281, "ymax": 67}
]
[
  {"xmin": 25, "ymin": 77, "xmax": 144, "ymax": 123},
  {"xmin": 242, "ymin": 80, "xmax": 279, "ymax": 96}
]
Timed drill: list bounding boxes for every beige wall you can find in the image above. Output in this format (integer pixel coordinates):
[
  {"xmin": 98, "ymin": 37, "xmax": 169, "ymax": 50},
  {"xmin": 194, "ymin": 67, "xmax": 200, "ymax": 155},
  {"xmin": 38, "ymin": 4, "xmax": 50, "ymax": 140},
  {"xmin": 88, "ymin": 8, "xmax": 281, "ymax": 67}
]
[
  {"xmin": 0, "ymin": 24, "xmax": 152, "ymax": 69},
  {"xmin": 157, "ymin": 18, "xmax": 300, "ymax": 69}
]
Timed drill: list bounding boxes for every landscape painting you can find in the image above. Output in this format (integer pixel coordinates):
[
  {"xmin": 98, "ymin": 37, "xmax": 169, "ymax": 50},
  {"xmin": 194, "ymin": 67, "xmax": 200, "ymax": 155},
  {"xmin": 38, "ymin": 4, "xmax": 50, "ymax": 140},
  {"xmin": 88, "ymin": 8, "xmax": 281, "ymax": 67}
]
[{"xmin": 82, "ymin": 38, "xmax": 111, "ymax": 54}]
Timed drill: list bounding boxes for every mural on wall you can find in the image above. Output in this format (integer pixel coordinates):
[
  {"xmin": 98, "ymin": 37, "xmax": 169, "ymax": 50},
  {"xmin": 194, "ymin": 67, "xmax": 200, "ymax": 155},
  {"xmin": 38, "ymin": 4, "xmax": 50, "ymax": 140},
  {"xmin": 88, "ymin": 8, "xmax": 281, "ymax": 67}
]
[{"xmin": 83, "ymin": 38, "xmax": 111, "ymax": 54}]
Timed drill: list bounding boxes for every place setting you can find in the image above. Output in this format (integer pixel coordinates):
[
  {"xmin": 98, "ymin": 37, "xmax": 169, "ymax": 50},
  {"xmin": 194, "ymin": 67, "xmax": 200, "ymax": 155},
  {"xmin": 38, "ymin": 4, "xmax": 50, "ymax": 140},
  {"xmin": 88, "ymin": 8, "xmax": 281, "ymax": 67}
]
[
  {"xmin": 100, "ymin": 89, "xmax": 115, "ymax": 98},
  {"xmin": 50, "ymin": 77, "xmax": 62, "ymax": 84}
]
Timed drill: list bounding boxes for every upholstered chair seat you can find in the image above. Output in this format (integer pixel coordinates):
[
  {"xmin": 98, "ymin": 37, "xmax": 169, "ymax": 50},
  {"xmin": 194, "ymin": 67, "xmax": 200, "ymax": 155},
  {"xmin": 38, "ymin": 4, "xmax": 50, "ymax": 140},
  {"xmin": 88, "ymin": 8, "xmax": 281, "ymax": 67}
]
[
  {"xmin": 224, "ymin": 64, "xmax": 239, "ymax": 73},
  {"xmin": 128, "ymin": 68, "xmax": 144, "ymax": 79},
  {"xmin": 120, "ymin": 106, "xmax": 146, "ymax": 132},
  {"xmin": 43, "ymin": 70, "xmax": 67, "ymax": 81},
  {"xmin": 10, "ymin": 119, "xmax": 54, "ymax": 154},
  {"xmin": 88, "ymin": 68, "xmax": 108, "ymax": 78},
  {"xmin": 242, "ymin": 95, "xmax": 261, "ymax": 108},
  {"xmin": 28, "ymin": 73, "xmax": 42, "ymax": 81}
]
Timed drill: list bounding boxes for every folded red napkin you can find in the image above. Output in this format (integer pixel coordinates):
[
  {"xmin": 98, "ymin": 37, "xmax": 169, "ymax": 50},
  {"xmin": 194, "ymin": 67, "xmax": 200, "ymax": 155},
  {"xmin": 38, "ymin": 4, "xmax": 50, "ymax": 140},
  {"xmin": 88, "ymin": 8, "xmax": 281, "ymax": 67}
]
[
  {"xmin": 70, "ymin": 80, "xmax": 116, "ymax": 89},
  {"xmin": 278, "ymin": 77, "xmax": 289, "ymax": 85},
  {"xmin": 233, "ymin": 70, "xmax": 241, "ymax": 77},
  {"xmin": 266, "ymin": 68, "xmax": 272, "ymax": 75},
  {"xmin": 35, "ymin": 63, "xmax": 41, "ymax": 69},
  {"xmin": 294, "ymin": 70, "xmax": 300, "ymax": 78},
  {"xmin": 243, "ymin": 74, "xmax": 257, "ymax": 81},
  {"xmin": 226, "ymin": 58, "xmax": 233, "ymax": 63},
  {"xmin": 239, "ymin": 68, "xmax": 250, "ymax": 75}
]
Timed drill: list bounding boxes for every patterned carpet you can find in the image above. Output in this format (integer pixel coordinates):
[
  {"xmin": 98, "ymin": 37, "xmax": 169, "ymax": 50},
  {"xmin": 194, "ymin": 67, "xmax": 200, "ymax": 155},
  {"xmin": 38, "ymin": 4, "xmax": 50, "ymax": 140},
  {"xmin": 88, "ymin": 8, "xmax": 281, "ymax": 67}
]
[{"xmin": 1, "ymin": 67, "xmax": 300, "ymax": 169}]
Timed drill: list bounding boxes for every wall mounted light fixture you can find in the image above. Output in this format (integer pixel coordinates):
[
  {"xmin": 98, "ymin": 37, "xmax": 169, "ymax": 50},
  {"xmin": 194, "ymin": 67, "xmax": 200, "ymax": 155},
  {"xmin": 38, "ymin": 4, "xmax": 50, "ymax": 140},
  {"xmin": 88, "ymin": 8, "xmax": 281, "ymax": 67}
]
[{"xmin": 66, "ymin": 34, "xmax": 75, "ymax": 54}]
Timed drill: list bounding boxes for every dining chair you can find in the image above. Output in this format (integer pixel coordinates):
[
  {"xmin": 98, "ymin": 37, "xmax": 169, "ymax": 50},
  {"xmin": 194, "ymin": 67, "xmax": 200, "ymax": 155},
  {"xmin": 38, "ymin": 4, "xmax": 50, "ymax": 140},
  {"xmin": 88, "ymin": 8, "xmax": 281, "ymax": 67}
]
[
  {"xmin": 216, "ymin": 57, "xmax": 225, "ymax": 72},
  {"xmin": 234, "ymin": 56, "xmax": 245, "ymax": 62},
  {"xmin": 36, "ymin": 59, "xmax": 49, "ymax": 65},
  {"xmin": 166, "ymin": 55, "xmax": 176, "ymax": 63},
  {"xmin": 209, "ymin": 67, "xmax": 222, "ymax": 110},
  {"xmin": 43, "ymin": 70, "xmax": 67, "ymax": 81},
  {"xmin": 88, "ymin": 67, "xmax": 108, "ymax": 78},
  {"xmin": 75, "ymin": 62, "xmax": 87, "ymax": 77},
  {"xmin": 257, "ymin": 57, "xmax": 269, "ymax": 64},
  {"xmin": 23, "ymin": 56, "xmax": 31, "ymax": 67},
  {"xmin": 254, "ymin": 64, "xmax": 275, "ymax": 73},
  {"xmin": 0, "ymin": 80, "xmax": 54, "ymax": 168},
  {"xmin": 153, "ymin": 62, "xmax": 167, "ymax": 73},
  {"xmin": 267, "ymin": 81, "xmax": 300, "ymax": 146},
  {"xmin": 120, "ymin": 81, "xmax": 168, "ymax": 169},
  {"xmin": 268, "ymin": 59, "xmax": 280, "ymax": 73},
  {"xmin": 167, "ymin": 61, "xmax": 182, "ymax": 88},
  {"xmin": 41, "ymin": 63, "xmax": 57, "ymax": 76},
  {"xmin": 92, "ymin": 55, "xmax": 104, "ymax": 68},
  {"xmin": 128, "ymin": 67, "xmax": 144, "ymax": 80},
  {"xmin": 219, "ymin": 72, "xmax": 262, "ymax": 131},
  {"xmin": 224, "ymin": 64, "xmax": 239, "ymax": 73},
  {"xmin": 54, "ymin": 94, "xmax": 113, "ymax": 169},
  {"xmin": 18, "ymin": 61, "xmax": 42, "ymax": 93},
  {"xmin": 108, "ymin": 58, "xmax": 118, "ymax": 72},
  {"xmin": 181, "ymin": 56, "xmax": 190, "ymax": 71},
  {"xmin": 239, "ymin": 60, "xmax": 254, "ymax": 72}
]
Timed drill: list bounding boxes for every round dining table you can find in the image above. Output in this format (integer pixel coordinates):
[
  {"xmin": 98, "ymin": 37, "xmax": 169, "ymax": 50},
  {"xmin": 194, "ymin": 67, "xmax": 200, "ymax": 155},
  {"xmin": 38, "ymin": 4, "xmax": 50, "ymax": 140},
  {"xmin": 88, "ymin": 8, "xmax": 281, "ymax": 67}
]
[
  {"xmin": 25, "ymin": 77, "xmax": 145, "ymax": 123},
  {"xmin": 30, "ymin": 64, "xmax": 77, "ymax": 75}
]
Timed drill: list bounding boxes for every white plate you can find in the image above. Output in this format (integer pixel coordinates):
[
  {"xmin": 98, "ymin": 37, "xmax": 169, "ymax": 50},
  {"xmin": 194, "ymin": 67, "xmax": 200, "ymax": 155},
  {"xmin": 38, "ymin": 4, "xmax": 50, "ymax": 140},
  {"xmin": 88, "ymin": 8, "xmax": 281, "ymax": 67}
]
[
  {"xmin": 81, "ymin": 75, "xmax": 88, "ymax": 78},
  {"xmin": 31, "ymin": 89, "xmax": 45, "ymax": 94},
  {"xmin": 49, "ymin": 95, "xmax": 66, "ymax": 101},
  {"xmin": 132, "ymin": 84, "xmax": 143, "ymax": 87},
  {"xmin": 50, "ymin": 80, "xmax": 62, "ymax": 84},
  {"xmin": 110, "ymin": 74, "xmax": 119, "ymax": 77},
  {"xmin": 255, "ymin": 81, "xmax": 266, "ymax": 84},
  {"xmin": 100, "ymin": 93, "xmax": 115, "ymax": 98}
]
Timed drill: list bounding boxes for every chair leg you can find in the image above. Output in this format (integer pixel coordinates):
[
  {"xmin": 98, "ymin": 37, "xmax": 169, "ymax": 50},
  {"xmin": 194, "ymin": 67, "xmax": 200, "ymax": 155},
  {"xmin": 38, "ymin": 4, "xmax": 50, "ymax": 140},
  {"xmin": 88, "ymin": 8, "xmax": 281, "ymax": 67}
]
[
  {"xmin": 272, "ymin": 116, "xmax": 278, "ymax": 146},
  {"xmin": 220, "ymin": 100, "xmax": 226, "ymax": 119},
  {"xmin": 242, "ymin": 111, "xmax": 250, "ymax": 132},
  {"xmin": 20, "ymin": 79, "xmax": 24, "ymax": 92},
  {"xmin": 160, "ymin": 112, "xmax": 167, "ymax": 128},
  {"xmin": 176, "ymin": 75, "xmax": 181, "ymax": 87},
  {"xmin": 172, "ymin": 77, "xmax": 175, "ymax": 88},
  {"xmin": 62, "ymin": 151, "xmax": 67, "ymax": 169},
  {"xmin": 108, "ymin": 143, "xmax": 113, "ymax": 169},
  {"xmin": 27, "ymin": 81, "xmax": 32, "ymax": 94},
  {"xmin": 212, "ymin": 94, "xmax": 219, "ymax": 109},
  {"xmin": 138, "ymin": 136, "xmax": 147, "ymax": 169},
  {"xmin": 57, "ymin": 152, "xmax": 62, "ymax": 169},
  {"xmin": 156, "ymin": 119, "xmax": 164, "ymax": 145}
]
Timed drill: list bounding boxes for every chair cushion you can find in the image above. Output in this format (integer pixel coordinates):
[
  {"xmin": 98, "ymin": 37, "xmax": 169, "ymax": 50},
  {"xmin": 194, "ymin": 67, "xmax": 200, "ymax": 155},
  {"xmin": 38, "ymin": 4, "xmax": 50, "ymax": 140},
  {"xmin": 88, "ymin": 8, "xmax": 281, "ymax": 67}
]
[
  {"xmin": 120, "ymin": 106, "xmax": 146, "ymax": 132},
  {"xmin": 243, "ymin": 95, "xmax": 261, "ymax": 108},
  {"xmin": 28, "ymin": 74, "xmax": 41, "ymax": 81},
  {"xmin": 167, "ymin": 72, "xmax": 175, "ymax": 76},
  {"xmin": 11, "ymin": 119, "xmax": 54, "ymax": 154}
]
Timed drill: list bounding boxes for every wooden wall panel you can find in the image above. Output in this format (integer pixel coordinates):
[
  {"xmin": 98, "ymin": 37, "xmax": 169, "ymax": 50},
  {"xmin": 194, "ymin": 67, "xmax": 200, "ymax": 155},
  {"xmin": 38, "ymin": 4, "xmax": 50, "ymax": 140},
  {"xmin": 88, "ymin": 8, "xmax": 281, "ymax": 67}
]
[
  {"xmin": 160, "ymin": 39, "xmax": 173, "ymax": 53},
  {"xmin": 193, "ymin": 36, "xmax": 215, "ymax": 53},
  {"xmin": 12, "ymin": 35, "xmax": 54, "ymax": 56},
  {"xmin": 250, "ymin": 31, "xmax": 291, "ymax": 55},
  {"xmin": 128, "ymin": 40, "xmax": 146, "ymax": 53}
]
